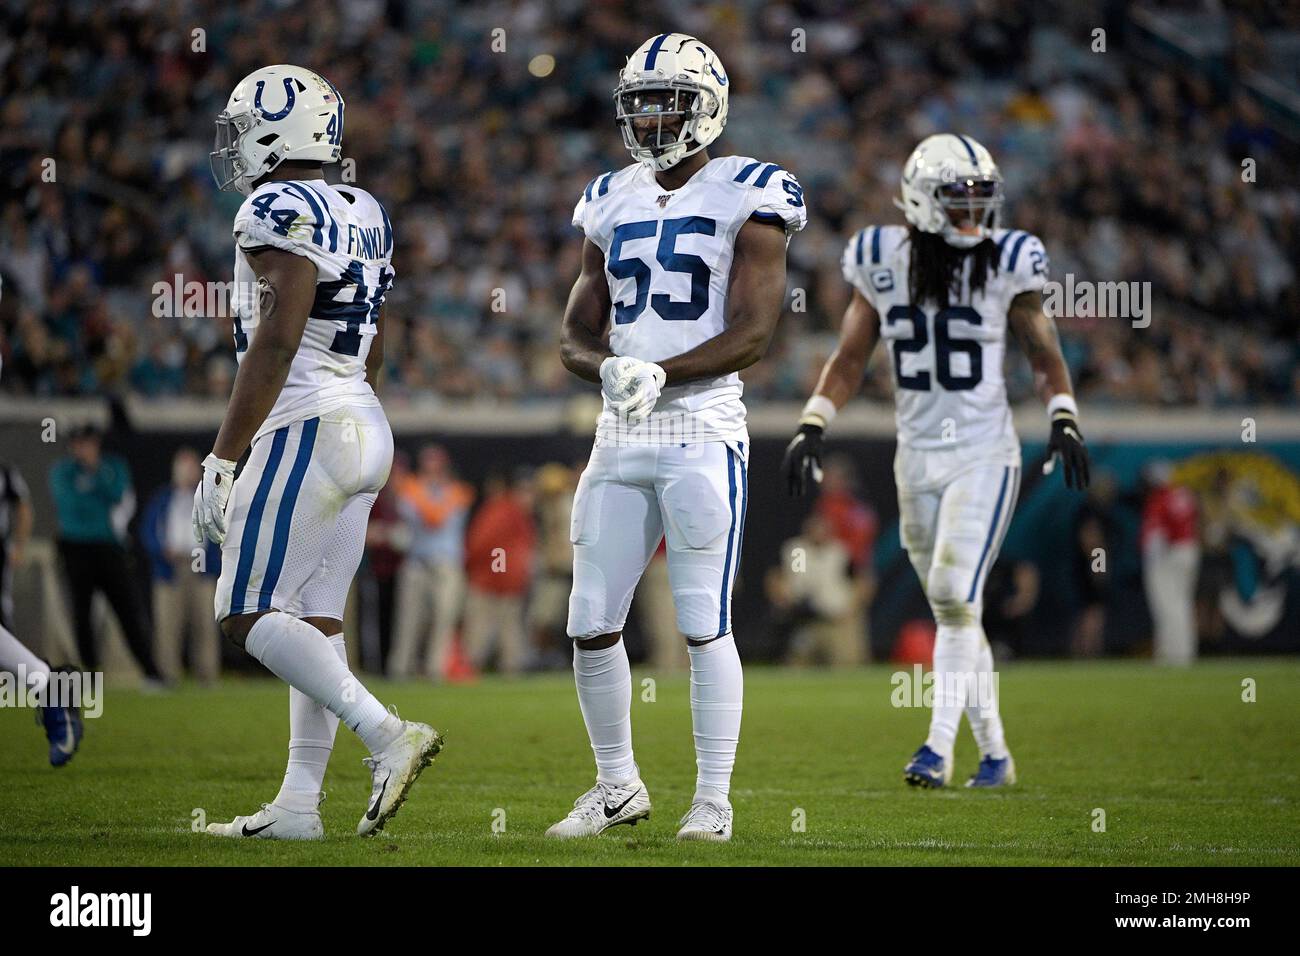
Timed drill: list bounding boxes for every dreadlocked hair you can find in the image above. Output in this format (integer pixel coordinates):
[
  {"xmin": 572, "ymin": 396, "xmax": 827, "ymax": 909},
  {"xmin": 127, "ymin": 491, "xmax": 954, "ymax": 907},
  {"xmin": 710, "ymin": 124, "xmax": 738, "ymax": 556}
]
[{"xmin": 906, "ymin": 227, "xmax": 1001, "ymax": 310}]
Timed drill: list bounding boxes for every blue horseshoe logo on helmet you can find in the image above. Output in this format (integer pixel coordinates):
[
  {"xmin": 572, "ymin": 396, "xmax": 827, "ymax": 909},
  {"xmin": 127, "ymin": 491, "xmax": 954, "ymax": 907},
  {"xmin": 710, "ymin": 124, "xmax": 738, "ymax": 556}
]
[{"xmin": 253, "ymin": 78, "xmax": 296, "ymax": 121}]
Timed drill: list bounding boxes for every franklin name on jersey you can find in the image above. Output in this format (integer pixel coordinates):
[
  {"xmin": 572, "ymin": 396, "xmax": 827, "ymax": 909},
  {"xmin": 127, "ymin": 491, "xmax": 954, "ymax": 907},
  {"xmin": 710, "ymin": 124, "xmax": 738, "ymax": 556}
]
[
  {"xmin": 575, "ymin": 155, "xmax": 808, "ymax": 444},
  {"xmin": 230, "ymin": 180, "xmax": 396, "ymax": 442}
]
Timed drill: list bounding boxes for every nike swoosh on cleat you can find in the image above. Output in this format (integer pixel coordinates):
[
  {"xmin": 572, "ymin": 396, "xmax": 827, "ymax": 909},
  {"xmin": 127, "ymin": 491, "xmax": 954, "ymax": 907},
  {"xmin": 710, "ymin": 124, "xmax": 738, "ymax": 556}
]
[
  {"xmin": 604, "ymin": 788, "xmax": 642, "ymax": 819},
  {"xmin": 241, "ymin": 821, "xmax": 274, "ymax": 836},
  {"xmin": 56, "ymin": 721, "xmax": 76, "ymax": 754},
  {"xmin": 366, "ymin": 772, "xmax": 391, "ymax": 820}
]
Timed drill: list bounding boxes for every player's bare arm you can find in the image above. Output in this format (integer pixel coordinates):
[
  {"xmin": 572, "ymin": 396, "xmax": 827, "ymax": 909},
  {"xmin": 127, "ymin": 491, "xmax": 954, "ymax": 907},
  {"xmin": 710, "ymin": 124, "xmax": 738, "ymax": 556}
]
[
  {"xmin": 193, "ymin": 247, "xmax": 317, "ymax": 550},
  {"xmin": 783, "ymin": 288, "xmax": 881, "ymax": 496},
  {"xmin": 1008, "ymin": 289, "xmax": 1090, "ymax": 490},
  {"xmin": 658, "ymin": 218, "xmax": 788, "ymax": 386},
  {"xmin": 810, "ymin": 288, "xmax": 882, "ymax": 408},
  {"xmin": 1007, "ymin": 290, "xmax": 1072, "ymax": 400},
  {"xmin": 365, "ymin": 303, "xmax": 387, "ymax": 392},
  {"xmin": 559, "ymin": 238, "xmax": 614, "ymax": 385},
  {"xmin": 212, "ymin": 248, "xmax": 318, "ymax": 461},
  {"xmin": 10, "ymin": 494, "xmax": 33, "ymax": 567}
]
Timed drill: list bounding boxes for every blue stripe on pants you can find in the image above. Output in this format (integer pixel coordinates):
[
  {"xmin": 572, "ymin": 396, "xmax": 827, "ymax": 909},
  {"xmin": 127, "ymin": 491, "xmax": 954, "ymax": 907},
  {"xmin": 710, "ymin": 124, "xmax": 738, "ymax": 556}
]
[
  {"xmin": 717, "ymin": 446, "xmax": 742, "ymax": 637},
  {"xmin": 717, "ymin": 444, "xmax": 748, "ymax": 639},
  {"xmin": 230, "ymin": 426, "xmax": 290, "ymax": 614},
  {"xmin": 967, "ymin": 466, "xmax": 1010, "ymax": 602},
  {"xmin": 258, "ymin": 417, "xmax": 320, "ymax": 611}
]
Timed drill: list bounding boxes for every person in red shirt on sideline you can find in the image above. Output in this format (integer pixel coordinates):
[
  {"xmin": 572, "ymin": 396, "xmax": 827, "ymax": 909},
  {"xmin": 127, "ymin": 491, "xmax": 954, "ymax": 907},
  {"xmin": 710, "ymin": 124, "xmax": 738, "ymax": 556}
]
[
  {"xmin": 812, "ymin": 456, "xmax": 879, "ymax": 662},
  {"xmin": 463, "ymin": 470, "xmax": 537, "ymax": 675},
  {"xmin": 815, "ymin": 456, "xmax": 879, "ymax": 575},
  {"xmin": 1140, "ymin": 460, "xmax": 1200, "ymax": 665}
]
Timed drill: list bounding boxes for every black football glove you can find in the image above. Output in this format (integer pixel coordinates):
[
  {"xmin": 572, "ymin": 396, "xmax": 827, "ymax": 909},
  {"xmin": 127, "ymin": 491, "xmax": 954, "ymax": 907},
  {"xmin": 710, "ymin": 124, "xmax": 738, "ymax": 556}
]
[
  {"xmin": 1045, "ymin": 412, "xmax": 1091, "ymax": 490},
  {"xmin": 783, "ymin": 423, "xmax": 825, "ymax": 497}
]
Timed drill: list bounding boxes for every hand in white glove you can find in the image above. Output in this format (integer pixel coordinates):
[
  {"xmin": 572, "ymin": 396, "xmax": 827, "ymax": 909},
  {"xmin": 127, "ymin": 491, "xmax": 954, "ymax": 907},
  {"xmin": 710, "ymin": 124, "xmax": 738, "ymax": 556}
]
[
  {"xmin": 192, "ymin": 453, "xmax": 239, "ymax": 546},
  {"xmin": 609, "ymin": 361, "xmax": 666, "ymax": 425},
  {"xmin": 599, "ymin": 356, "xmax": 643, "ymax": 405}
]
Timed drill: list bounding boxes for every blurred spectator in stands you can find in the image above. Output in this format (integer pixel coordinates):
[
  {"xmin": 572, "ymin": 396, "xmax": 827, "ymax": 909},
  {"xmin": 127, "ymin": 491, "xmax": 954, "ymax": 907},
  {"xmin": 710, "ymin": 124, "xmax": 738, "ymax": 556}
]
[
  {"xmin": 527, "ymin": 462, "xmax": 575, "ymax": 670},
  {"xmin": 814, "ymin": 456, "xmax": 878, "ymax": 661},
  {"xmin": 767, "ymin": 514, "xmax": 862, "ymax": 667},
  {"xmin": 359, "ymin": 449, "xmax": 409, "ymax": 674},
  {"xmin": 1141, "ymin": 461, "xmax": 1201, "ymax": 665},
  {"xmin": 1, "ymin": 1, "xmax": 1296, "ymax": 411},
  {"xmin": 49, "ymin": 424, "xmax": 163, "ymax": 683},
  {"xmin": 1, "ymin": 459, "xmax": 34, "ymax": 632},
  {"xmin": 463, "ymin": 470, "xmax": 536, "ymax": 675},
  {"xmin": 637, "ymin": 540, "xmax": 687, "ymax": 672},
  {"xmin": 140, "ymin": 447, "xmax": 220, "ymax": 685},
  {"xmin": 1071, "ymin": 470, "xmax": 1121, "ymax": 657},
  {"xmin": 387, "ymin": 445, "xmax": 473, "ymax": 680}
]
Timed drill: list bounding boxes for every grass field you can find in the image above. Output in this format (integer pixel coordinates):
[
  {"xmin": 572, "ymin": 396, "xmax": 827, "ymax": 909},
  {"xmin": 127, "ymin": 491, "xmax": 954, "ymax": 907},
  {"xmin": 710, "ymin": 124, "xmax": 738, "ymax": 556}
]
[{"xmin": 2, "ymin": 659, "xmax": 1297, "ymax": 866}]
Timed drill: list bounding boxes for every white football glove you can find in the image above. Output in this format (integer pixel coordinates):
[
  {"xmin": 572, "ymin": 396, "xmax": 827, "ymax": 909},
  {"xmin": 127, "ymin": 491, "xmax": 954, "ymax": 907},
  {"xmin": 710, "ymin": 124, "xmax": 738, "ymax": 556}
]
[
  {"xmin": 599, "ymin": 356, "xmax": 643, "ymax": 404},
  {"xmin": 192, "ymin": 453, "xmax": 238, "ymax": 546},
  {"xmin": 610, "ymin": 361, "xmax": 666, "ymax": 425}
]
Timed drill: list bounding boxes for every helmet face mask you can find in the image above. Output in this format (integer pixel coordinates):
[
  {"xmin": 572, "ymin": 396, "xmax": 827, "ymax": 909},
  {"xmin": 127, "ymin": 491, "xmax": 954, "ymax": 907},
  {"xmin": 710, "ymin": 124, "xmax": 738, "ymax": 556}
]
[
  {"xmin": 614, "ymin": 80, "xmax": 717, "ymax": 168},
  {"xmin": 896, "ymin": 134, "xmax": 1004, "ymax": 248},
  {"xmin": 210, "ymin": 111, "xmax": 256, "ymax": 194},
  {"xmin": 614, "ymin": 35, "xmax": 729, "ymax": 173},
  {"xmin": 936, "ymin": 176, "xmax": 1004, "ymax": 242}
]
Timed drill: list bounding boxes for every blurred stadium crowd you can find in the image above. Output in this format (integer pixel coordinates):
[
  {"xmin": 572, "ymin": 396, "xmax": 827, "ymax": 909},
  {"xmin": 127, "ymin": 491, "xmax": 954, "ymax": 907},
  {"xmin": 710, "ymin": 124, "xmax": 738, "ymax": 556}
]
[{"xmin": 1, "ymin": 0, "xmax": 1297, "ymax": 407}]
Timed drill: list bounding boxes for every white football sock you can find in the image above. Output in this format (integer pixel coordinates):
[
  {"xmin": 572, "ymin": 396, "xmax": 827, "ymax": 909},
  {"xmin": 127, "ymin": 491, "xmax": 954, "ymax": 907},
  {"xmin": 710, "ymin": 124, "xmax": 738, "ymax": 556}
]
[
  {"xmin": 965, "ymin": 636, "xmax": 1009, "ymax": 759},
  {"xmin": 275, "ymin": 633, "xmax": 346, "ymax": 812},
  {"xmin": 245, "ymin": 612, "xmax": 400, "ymax": 754},
  {"xmin": 925, "ymin": 624, "xmax": 980, "ymax": 761},
  {"xmin": 573, "ymin": 640, "xmax": 636, "ymax": 784},
  {"xmin": 688, "ymin": 632, "xmax": 744, "ymax": 805},
  {"xmin": 0, "ymin": 623, "xmax": 50, "ymax": 699}
]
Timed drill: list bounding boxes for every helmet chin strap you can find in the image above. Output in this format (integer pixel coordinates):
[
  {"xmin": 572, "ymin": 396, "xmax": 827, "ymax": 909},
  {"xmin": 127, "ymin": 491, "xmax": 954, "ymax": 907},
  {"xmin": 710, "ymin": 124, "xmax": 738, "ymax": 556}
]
[{"xmin": 942, "ymin": 228, "xmax": 986, "ymax": 249}]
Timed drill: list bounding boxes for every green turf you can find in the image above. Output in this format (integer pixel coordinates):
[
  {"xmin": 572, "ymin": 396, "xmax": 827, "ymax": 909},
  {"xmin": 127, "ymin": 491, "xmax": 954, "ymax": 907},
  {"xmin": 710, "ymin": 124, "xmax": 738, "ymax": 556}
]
[{"xmin": 2, "ymin": 659, "xmax": 1297, "ymax": 866}]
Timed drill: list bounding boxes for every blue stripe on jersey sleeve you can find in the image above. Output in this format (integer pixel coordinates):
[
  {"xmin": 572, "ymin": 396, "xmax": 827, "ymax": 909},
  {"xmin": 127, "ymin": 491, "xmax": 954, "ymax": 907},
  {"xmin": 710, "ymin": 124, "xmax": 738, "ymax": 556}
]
[
  {"xmin": 281, "ymin": 183, "xmax": 325, "ymax": 247},
  {"xmin": 377, "ymin": 200, "xmax": 393, "ymax": 256},
  {"xmin": 749, "ymin": 211, "xmax": 785, "ymax": 226},
  {"xmin": 870, "ymin": 226, "xmax": 882, "ymax": 264},
  {"xmin": 997, "ymin": 230, "xmax": 1021, "ymax": 269},
  {"xmin": 1007, "ymin": 232, "xmax": 1031, "ymax": 271},
  {"xmin": 734, "ymin": 161, "xmax": 761, "ymax": 183},
  {"xmin": 754, "ymin": 163, "xmax": 784, "ymax": 187},
  {"xmin": 598, "ymin": 172, "xmax": 613, "ymax": 197},
  {"xmin": 300, "ymin": 182, "xmax": 339, "ymax": 252},
  {"xmin": 855, "ymin": 229, "xmax": 866, "ymax": 265},
  {"xmin": 584, "ymin": 177, "xmax": 598, "ymax": 202}
]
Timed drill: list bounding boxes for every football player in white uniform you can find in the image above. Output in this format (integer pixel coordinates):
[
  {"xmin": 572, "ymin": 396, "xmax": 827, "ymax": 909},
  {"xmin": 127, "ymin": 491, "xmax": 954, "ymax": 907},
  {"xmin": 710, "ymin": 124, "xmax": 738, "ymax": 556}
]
[
  {"xmin": 194, "ymin": 65, "xmax": 441, "ymax": 840},
  {"xmin": 784, "ymin": 134, "xmax": 1090, "ymax": 788},
  {"xmin": 547, "ymin": 34, "xmax": 806, "ymax": 842}
]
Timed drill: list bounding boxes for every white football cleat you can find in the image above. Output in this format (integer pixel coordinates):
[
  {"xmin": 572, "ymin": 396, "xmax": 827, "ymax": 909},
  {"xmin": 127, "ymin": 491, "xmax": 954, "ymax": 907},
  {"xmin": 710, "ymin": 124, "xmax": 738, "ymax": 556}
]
[
  {"xmin": 545, "ymin": 777, "xmax": 651, "ymax": 838},
  {"xmin": 357, "ymin": 721, "xmax": 443, "ymax": 837},
  {"xmin": 205, "ymin": 801, "xmax": 324, "ymax": 841},
  {"xmin": 676, "ymin": 800, "xmax": 733, "ymax": 842}
]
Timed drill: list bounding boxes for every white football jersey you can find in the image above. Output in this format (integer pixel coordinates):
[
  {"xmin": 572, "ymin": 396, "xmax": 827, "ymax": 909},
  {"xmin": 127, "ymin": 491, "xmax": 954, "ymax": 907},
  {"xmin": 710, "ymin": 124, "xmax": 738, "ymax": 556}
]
[
  {"xmin": 842, "ymin": 225, "xmax": 1048, "ymax": 452},
  {"xmin": 574, "ymin": 156, "xmax": 807, "ymax": 444},
  {"xmin": 231, "ymin": 180, "xmax": 395, "ymax": 441}
]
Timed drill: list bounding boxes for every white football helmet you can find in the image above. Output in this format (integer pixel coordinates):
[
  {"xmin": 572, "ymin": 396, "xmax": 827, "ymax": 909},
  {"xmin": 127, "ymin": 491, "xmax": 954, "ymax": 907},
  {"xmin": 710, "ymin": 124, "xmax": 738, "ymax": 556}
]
[
  {"xmin": 895, "ymin": 134, "xmax": 1004, "ymax": 248},
  {"xmin": 614, "ymin": 34, "xmax": 729, "ymax": 172},
  {"xmin": 210, "ymin": 64, "xmax": 344, "ymax": 195}
]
